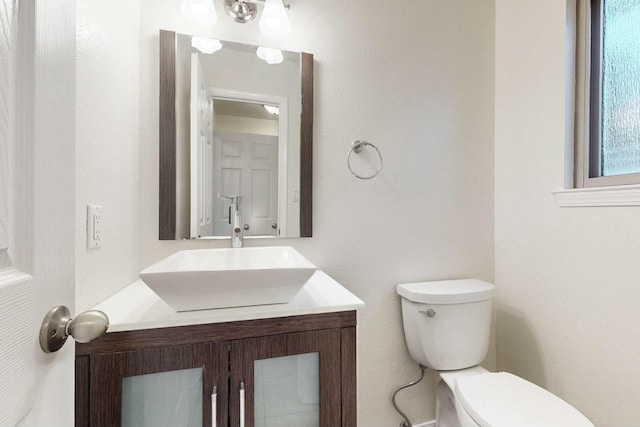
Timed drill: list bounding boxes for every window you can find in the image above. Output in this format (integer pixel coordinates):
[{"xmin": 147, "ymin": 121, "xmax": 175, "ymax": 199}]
[{"xmin": 575, "ymin": 0, "xmax": 640, "ymax": 187}]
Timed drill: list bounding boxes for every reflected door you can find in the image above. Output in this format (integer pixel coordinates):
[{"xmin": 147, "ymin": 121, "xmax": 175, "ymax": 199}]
[
  {"xmin": 89, "ymin": 342, "xmax": 227, "ymax": 427},
  {"xmin": 190, "ymin": 52, "xmax": 214, "ymax": 239},
  {"xmin": 230, "ymin": 330, "xmax": 341, "ymax": 427},
  {"xmin": 212, "ymin": 131, "xmax": 279, "ymax": 237}
]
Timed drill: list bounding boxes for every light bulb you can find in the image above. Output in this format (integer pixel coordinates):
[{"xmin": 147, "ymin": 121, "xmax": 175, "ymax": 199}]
[
  {"xmin": 192, "ymin": 37, "xmax": 222, "ymax": 54},
  {"xmin": 259, "ymin": 0, "xmax": 291, "ymax": 40},
  {"xmin": 263, "ymin": 105, "xmax": 280, "ymax": 115},
  {"xmin": 256, "ymin": 47, "xmax": 284, "ymax": 65},
  {"xmin": 181, "ymin": 0, "xmax": 218, "ymax": 28}
]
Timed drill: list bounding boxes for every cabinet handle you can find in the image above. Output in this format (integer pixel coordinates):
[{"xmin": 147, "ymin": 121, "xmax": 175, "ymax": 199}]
[
  {"xmin": 240, "ymin": 381, "xmax": 245, "ymax": 427},
  {"xmin": 212, "ymin": 385, "xmax": 217, "ymax": 427}
]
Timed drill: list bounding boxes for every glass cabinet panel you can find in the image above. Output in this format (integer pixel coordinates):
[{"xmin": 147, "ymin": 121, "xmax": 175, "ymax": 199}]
[
  {"xmin": 254, "ymin": 353, "xmax": 320, "ymax": 427},
  {"xmin": 121, "ymin": 368, "xmax": 203, "ymax": 427}
]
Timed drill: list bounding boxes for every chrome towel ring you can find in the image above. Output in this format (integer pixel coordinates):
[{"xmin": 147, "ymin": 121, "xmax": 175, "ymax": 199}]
[{"xmin": 347, "ymin": 140, "xmax": 383, "ymax": 180}]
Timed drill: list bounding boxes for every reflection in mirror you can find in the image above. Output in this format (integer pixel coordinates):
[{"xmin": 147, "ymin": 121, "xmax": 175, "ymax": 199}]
[
  {"xmin": 208, "ymin": 97, "xmax": 283, "ymax": 238},
  {"xmin": 159, "ymin": 30, "xmax": 313, "ymax": 240}
]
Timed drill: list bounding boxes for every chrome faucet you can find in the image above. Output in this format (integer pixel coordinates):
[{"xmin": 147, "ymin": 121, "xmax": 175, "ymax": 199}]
[{"xmin": 219, "ymin": 194, "xmax": 244, "ymax": 248}]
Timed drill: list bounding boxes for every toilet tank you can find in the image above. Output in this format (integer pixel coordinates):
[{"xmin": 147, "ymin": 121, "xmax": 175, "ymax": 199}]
[{"xmin": 397, "ymin": 279, "xmax": 494, "ymax": 371}]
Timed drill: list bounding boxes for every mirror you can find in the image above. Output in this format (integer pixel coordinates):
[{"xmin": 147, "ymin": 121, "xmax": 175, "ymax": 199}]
[{"xmin": 159, "ymin": 30, "xmax": 313, "ymax": 240}]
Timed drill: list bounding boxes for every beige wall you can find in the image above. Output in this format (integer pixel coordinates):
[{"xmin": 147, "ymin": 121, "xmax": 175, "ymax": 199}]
[
  {"xmin": 141, "ymin": 1, "xmax": 496, "ymax": 425},
  {"xmin": 77, "ymin": 0, "xmax": 495, "ymax": 424},
  {"xmin": 495, "ymin": 1, "xmax": 640, "ymax": 426},
  {"xmin": 76, "ymin": 0, "xmax": 141, "ymax": 310},
  {"xmin": 75, "ymin": 0, "xmax": 640, "ymax": 424}
]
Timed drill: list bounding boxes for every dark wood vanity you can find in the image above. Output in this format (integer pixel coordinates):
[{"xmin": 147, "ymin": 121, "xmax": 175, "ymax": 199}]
[{"xmin": 75, "ymin": 310, "xmax": 357, "ymax": 427}]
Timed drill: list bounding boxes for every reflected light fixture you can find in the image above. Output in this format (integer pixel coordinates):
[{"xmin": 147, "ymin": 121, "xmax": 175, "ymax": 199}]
[
  {"xmin": 263, "ymin": 105, "xmax": 280, "ymax": 115},
  {"xmin": 192, "ymin": 37, "xmax": 223, "ymax": 54},
  {"xmin": 181, "ymin": 0, "xmax": 218, "ymax": 28},
  {"xmin": 256, "ymin": 46, "xmax": 284, "ymax": 64},
  {"xmin": 223, "ymin": 0, "xmax": 291, "ymax": 39}
]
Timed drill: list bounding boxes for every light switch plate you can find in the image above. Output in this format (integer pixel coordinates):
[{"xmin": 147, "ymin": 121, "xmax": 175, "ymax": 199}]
[{"xmin": 87, "ymin": 204, "xmax": 102, "ymax": 249}]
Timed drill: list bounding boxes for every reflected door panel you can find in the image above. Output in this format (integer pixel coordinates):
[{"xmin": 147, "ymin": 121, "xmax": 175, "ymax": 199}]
[
  {"xmin": 190, "ymin": 52, "xmax": 214, "ymax": 239},
  {"xmin": 213, "ymin": 132, "xmax": 278, "ymax": 237}
]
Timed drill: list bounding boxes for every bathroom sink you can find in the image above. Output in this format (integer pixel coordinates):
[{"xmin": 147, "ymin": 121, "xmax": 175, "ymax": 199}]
[{"xmin": 139, "ymin": 247, "xmax": 316, "ymax": 311}]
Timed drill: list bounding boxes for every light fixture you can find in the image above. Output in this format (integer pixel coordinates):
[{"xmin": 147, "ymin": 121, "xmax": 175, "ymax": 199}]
[
  {"xmin": 192, "ymin": 37, "xmax": 223, "ymax": 54},
  {"xmin": 256, "ymin": 46, "xmax": 283, "ymax": 64},
  {"xmin": 263, "ymin": 105, "xmax": 280, "ymax": 115},
  {"xmin": 258, "ymin": 0, "xmax": 291, "ymax": 40},
  {"xmin": 181, "ymin": 0, "xmax": 218, "ymax": 28},
  {"xmin": 223, "ymin": 0, "xmax": 257, "ymax": 23},
  {"xmin": 222, "ymin": 0, "xmax": 291, "ymax": 39}
]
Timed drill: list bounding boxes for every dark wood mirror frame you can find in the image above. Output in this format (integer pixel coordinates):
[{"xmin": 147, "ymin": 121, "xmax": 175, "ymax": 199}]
[{"xmin": 158, "ymin": 30, "xmax": 313, "ymax": 240}]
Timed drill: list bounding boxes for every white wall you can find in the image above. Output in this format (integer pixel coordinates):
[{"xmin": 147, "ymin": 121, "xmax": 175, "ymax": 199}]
[
  {"xmin": 73, "ymin": 0, "xmax": 640, "ymax": 424},
  {"xmin": 494, "ymin": 1, "xmax": 640, "ymax": 426},
  {"xmin": 76, "ymin": 0, "xmax": 495, "ymax": 424},
  {"xmin": 75, "ymin": 0, "xmax": 141, "ymax": 310},
  {"xmin": 137, "ymin": 0, "xmax": 495, "ymax": 425}
]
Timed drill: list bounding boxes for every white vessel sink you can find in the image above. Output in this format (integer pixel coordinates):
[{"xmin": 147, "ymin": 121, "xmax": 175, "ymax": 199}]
[{"xmin": 139, "ymin": 247, "xmax": 316, "ymax": 311}]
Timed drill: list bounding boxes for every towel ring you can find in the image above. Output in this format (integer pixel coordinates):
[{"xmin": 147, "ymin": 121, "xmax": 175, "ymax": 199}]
[{"xmin": 347, "ymin": 140, "xmax": 383, "ymax": 180}]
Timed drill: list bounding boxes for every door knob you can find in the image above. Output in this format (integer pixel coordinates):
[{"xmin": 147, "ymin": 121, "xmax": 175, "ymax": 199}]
[
  {"xmin": 39, "ymin": 305, "xmax": 109, "ymax": 353},
  {"xmin": 271, "ymin": 223, "xmax": 277, "ymax": 229},
  {"xmin": 243, "ymin": 224, "xmax": 250, "ymax": 230}
]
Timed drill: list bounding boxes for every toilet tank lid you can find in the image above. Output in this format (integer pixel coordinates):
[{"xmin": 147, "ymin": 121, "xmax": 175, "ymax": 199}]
[
  {"xmin": 455, "ymin": 372, "xmax": 595, "ymax": 427},
  {"xmin": 396, "ymin": 279, "xmax": 494, "ymax": 304}
]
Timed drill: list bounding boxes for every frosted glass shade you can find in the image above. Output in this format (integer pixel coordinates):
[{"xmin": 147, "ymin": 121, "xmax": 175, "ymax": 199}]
[
  {"xmin": 181, "ymin": 0, "xmax": 218, "ymax": 28},
  {"xmin": 256, "ymin": 47, "xmax": 284, "ymax": 64},
  {"xmin": 259, "ymin": 0, "xmax": 291, "ymax": 40},
  {"xmin": 264, "ymin": 105, "xmax": 280, "ymax": 115},
  {"xmin": 191, "ymin": 37, "xmax": 222, "ymax": 54}
]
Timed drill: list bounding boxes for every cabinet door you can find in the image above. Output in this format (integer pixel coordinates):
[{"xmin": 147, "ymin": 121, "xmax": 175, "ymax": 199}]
[
  {"xmin": 89, "ymin": 342, "xmax": 227, "ymax": 427},
  {"xmin": 230, "ymin": 330, "xmax": 341, "ymax": 427}
]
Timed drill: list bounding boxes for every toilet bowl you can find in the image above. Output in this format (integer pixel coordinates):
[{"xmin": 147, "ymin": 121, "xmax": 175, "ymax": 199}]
[{"xmin": 397, "ymin": 279, "xmax": 594, "ymax": 427}]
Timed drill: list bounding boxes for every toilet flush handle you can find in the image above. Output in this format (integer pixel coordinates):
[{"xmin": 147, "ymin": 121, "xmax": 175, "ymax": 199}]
[{"xmin": 420, "ymin": 308, "xmax": 437, "ymax": 318}]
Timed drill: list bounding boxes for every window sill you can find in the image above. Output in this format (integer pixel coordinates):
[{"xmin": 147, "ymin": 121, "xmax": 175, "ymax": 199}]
[{"xmin": 553, "ymin": 184, "xmax": 640, "ymax": 207}]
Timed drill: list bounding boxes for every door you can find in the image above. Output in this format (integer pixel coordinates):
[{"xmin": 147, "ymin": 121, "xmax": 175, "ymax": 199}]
[
  {"xmin": 212, "ymin": 132, "xmax": 279, "ymax": 237},
  {"xmin": 190, "ymin": 52, "xmax": 214, "ymax": 239},
  {"xmin": 0, "ymin": 1, "xmax": 76, "ymax": 426},
  {"xmin": 230, "ymin": 330, "xmax": 342, "ymax": 427}
]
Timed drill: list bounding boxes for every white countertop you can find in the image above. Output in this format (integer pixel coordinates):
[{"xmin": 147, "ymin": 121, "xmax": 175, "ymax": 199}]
[{"xmin": 94, "ymin": 270, "xmax": 365, "ymax": 332}]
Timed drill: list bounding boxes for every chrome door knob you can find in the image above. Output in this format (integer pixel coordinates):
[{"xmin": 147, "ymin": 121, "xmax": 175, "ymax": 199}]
[
  {"xmin": 243, "ymin": 224, "xmax": 250, "ymax": 230},
  {"xmin": 39, "ymin": 306, "xmax": 109, "ymax": 353}
]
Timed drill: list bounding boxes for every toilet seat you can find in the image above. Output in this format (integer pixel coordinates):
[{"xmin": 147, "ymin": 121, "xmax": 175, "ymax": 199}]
[{"xmin": 455, "ymin": 372, "xmax": 594, "ymax": 427}]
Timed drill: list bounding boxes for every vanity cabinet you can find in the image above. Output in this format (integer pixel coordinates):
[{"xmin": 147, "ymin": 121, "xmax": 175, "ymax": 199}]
[{"xmin": 76, "ymin": 311, "xmax": 357, "ymax": 427}]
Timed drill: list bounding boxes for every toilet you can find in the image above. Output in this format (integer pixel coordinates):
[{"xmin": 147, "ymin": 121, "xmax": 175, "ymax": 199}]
[{"xmin": 397, "ymin": 279, "xmax": 595, "ymax": 427}]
